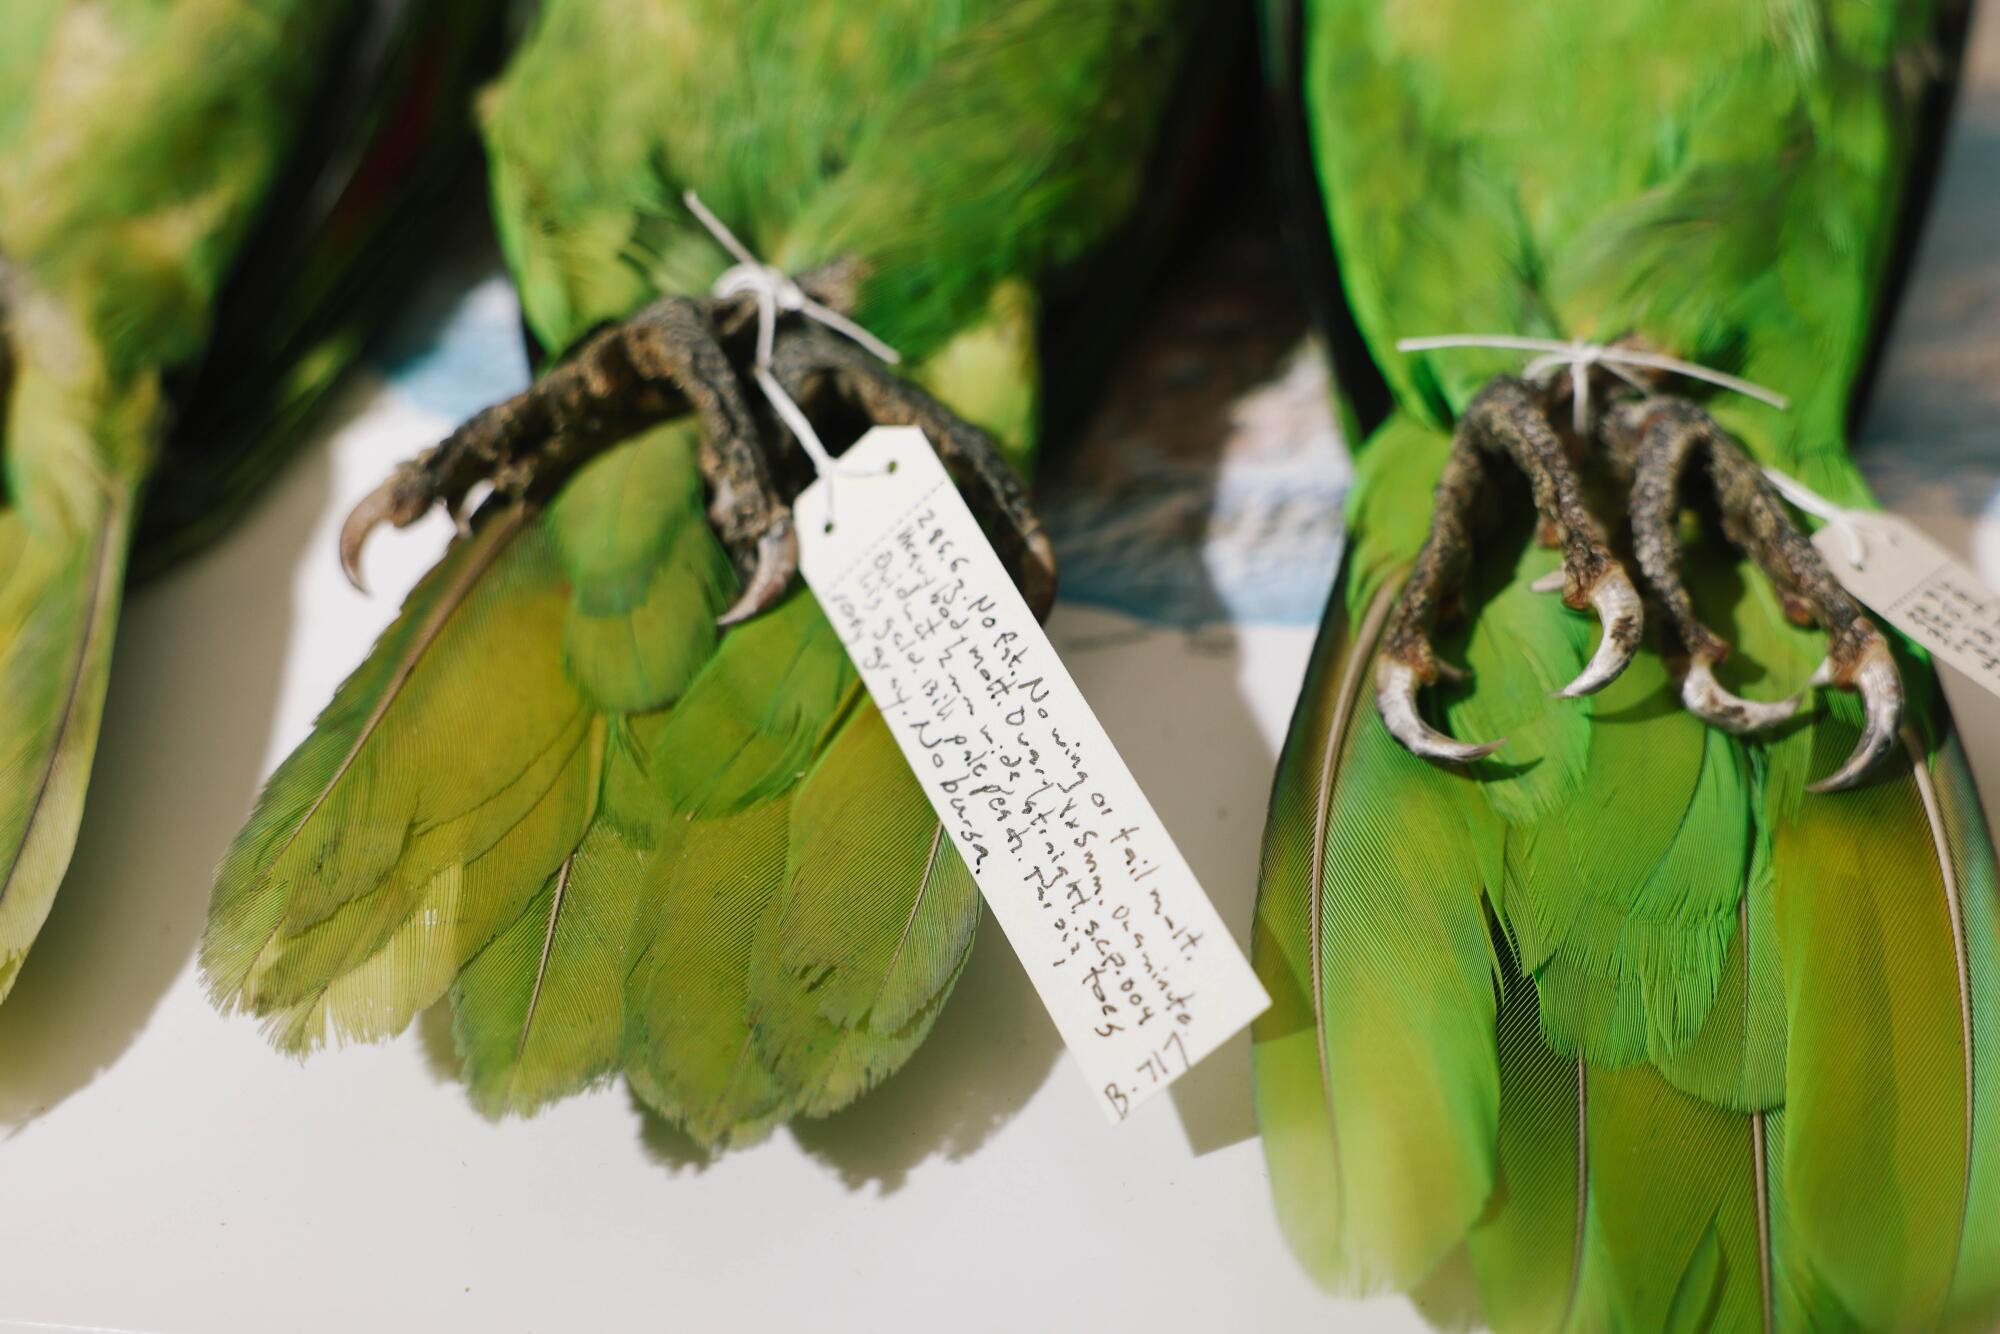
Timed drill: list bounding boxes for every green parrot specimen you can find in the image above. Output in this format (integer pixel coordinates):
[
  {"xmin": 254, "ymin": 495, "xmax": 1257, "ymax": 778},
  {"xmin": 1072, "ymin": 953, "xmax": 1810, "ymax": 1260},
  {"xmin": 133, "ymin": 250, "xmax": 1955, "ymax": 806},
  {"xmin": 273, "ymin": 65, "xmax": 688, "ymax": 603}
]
[
  {"xmin": 0, "ymin": 0, "xmax": 502, "ymax": 1004},
  {"xmin": 1254, "ymin": 0, "xmax": 2000, "ymax": 1330},
  {"xmin": 201, "ymin": 0, "xmax": 1225, "ymax": 1147}
]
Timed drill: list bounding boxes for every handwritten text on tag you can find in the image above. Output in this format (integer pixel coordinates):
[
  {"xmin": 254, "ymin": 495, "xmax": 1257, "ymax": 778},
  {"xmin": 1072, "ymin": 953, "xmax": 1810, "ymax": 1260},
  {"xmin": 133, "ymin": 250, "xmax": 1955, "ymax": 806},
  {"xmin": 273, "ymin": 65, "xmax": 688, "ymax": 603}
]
[
  {"xmin": 794, "ymin": 427, "xmax": 1269, "ymax": 1122},
  {"xmin": 1811, "ymin": 516, "xmax": 2000, "ymax": 693}
]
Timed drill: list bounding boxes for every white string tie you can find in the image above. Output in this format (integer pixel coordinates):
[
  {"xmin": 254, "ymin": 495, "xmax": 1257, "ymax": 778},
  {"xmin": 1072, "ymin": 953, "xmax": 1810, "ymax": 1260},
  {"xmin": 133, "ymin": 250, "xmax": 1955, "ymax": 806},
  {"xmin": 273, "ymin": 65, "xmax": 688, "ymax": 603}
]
[
  {"xmin": 1759, "ymin": 466, "xmax": 1895, "ymax": 571},
  {"xmin": 1396, "ymin": 334, "xmax": 1791, "ymax": 437},
  {"xmin": 684, "ymin": 190, "xmax": 899, "ymax": 478}
]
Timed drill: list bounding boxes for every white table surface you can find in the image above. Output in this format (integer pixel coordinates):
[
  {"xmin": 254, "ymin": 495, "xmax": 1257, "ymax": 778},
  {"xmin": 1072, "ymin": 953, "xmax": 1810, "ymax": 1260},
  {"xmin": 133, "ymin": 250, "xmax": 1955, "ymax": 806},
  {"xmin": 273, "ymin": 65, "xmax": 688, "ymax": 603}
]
[{"xmin": 0, "ymin": 12, "xmax": 1995, "ymax": 1332}]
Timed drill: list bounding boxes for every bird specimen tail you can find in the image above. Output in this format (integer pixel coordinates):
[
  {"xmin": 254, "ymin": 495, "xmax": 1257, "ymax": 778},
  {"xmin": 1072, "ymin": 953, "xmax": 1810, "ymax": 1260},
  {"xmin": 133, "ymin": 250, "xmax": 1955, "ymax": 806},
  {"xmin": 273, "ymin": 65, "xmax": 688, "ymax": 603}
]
[
  {"xmin": 199, "ymin": 418, "xmax": 983, "ymax": 1145},
  {"xmin": 1253, "ymin": 411, "xmax": 2000, "ymax": 1333}
]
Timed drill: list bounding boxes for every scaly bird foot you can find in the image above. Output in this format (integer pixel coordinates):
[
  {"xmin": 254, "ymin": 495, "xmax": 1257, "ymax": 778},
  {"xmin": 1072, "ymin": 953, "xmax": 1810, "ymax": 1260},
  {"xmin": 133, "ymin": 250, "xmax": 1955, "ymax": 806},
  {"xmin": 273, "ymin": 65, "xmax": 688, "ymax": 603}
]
[
  {"xmin": 1601, "ymin": 394, "xmax": 1902, "ymax": 791},
  {"xmin": 338, "ymin": 293, "xmax": 787, "ymax": 620},
  {"xmin": 767, "ymin": 322, "xmax": 1058, "ymax": 620},
  {"xmin": 339, "ymin": 267, "xmax": 1056, "ymax": 625},
  {"xmin": 1375, "ymin": 375, "xmax": 1640, "ymax": 765}
]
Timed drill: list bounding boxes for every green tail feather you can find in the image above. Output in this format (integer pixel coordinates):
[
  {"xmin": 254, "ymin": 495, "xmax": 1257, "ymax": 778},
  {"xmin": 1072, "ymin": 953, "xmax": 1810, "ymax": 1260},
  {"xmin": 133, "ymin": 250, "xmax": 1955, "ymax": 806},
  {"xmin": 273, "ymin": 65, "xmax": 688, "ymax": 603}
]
[
  {"xmin": 1588, "ymin": 1060, "xmax": 1769, "ymax": 1333},
  {"xmin": 201, "ymin": 512, "xmax": 592, "ymax": 1047},
  {"xmin": 1772, "ymin": 729, "xmax": 1996, "ymax": 1329},
  {"xmin": 1933, "ymin": 732, "xmax": 2000, "ymax": 1329},
  {"xmin": 1651, "ymin": 786, "xmax": 1787, "ymax": 1113},
  {"xmin": 1463, "ymin": 974, "xmax": 1595, "ymax": 1334},
  {"xmin": 550, "ymin": 421, "xmax": 731, "ymax": 712},
  {"xmin": 1253, "ymin": 532, "xmax": 2000, "ymax": 1332},
  {"xmin": 622, "ymin": 799, "xmax": 796, "ymax": 1148},
  {"xmin": 647, "ymin": 595, "xmax": 854, "ymax": 817},
  {"xmin": 451, "ymin": 784, "xmax": 648, "ymax": 1117},
  {"xmin": 1252, "ymin": 564, "xmax": 1503, "ymax": 1292},
  {"xmin": 748, "ymin": 698, "xmax": 981, "ymax": 1117}
]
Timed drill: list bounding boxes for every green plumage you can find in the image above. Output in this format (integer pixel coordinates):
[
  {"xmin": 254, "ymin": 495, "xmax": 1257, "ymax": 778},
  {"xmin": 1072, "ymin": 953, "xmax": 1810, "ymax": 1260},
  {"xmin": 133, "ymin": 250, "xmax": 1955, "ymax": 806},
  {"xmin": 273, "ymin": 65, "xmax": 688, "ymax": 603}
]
[
  {"xmin": 0, "ymin": 0, "xmax": 348, "ymax": 1000},
  {"xmin": 0, "ymin": 0, "xmax": 498, "ymax": 1005},
  {"xmin": 1256, "ymin": 0, "xmax": 2000, "ymax": 1328},
  {"xmin": 204, "ymin": 0, "xmax": 1212, "ymax": 1146}
]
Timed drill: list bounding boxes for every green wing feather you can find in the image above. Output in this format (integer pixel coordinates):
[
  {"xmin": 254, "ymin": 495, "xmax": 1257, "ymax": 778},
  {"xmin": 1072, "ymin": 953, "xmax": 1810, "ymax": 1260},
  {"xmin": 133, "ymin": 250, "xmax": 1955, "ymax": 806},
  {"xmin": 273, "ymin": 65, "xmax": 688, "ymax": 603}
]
[{"xmin": 1261, "ymin": 0, "xmax": 1997, "ymax": 1325}]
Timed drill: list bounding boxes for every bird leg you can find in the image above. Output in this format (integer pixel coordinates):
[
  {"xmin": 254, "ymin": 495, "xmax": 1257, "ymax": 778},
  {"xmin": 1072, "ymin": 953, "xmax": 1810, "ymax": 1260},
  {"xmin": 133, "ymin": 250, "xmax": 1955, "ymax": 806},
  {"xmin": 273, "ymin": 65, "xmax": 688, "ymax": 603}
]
[
  {"xmin": 1602, "ymin": 395, "xmax": 1901, "ymax": 792},
  {"xmin": 767, "ymin": 322, "xmax": 1058, "ymax": 620},
  {"xmin": 1377, "ymin": 375, "xmax": 1642, "ymax": 763},
  {"xmin": 340, "ymin": 267, "xmax": 1056, "ymax": 626},
  {"xmin": 339, "ymin": 295, "xmax": 791, "ymax": 625}
]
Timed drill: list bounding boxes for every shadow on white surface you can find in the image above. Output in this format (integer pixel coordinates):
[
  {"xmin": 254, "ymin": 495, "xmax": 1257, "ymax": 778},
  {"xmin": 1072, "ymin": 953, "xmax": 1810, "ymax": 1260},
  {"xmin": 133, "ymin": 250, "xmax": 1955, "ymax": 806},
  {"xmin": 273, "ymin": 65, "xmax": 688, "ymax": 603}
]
[
  {"xmin": 789, "ymin": 918, "xmax": 1063, "ymax": 1191},
  {"xmin": 0, "ymin": 406, "xmax": 336, "ymax": 1129}
]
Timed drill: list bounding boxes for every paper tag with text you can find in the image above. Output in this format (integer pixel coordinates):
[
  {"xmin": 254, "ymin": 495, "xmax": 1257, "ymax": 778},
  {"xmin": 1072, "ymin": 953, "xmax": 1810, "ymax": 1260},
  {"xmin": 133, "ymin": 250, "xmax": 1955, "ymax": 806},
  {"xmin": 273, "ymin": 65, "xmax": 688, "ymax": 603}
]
[
  {"xmin": 1810, "ymin": 513, "xmax": 2000, "ymax": 695},
  {"xmin": 795, "ymin": 427, "xmax": 1270, "ymax": 1122}
]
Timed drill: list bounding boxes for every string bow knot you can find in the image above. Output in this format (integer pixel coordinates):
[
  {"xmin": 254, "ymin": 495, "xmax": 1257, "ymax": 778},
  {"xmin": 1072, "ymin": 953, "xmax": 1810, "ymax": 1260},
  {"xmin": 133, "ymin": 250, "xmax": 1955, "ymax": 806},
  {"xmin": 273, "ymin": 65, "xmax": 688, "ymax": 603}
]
[
  {"xmin": 1396, "ymin": 333, "xmax": 1791, "ymax": 436},
  {"xmin": 684, "ymin": 190, "xmax": 899, "ymax": 476}
]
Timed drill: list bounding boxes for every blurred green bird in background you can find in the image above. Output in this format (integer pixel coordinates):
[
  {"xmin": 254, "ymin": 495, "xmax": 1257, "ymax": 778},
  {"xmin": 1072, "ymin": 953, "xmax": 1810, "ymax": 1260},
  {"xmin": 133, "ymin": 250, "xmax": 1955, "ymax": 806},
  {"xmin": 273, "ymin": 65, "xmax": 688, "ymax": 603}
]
[
  {"xmin": 1255, "ymin": 0, "xmax": 1999, "ymax": 1329},
  {"xmin": 0, "ymin": 0, "xmax": 502, "ymax": 1006},
  {"xmin": 201, "ymin": 0, "xmax": 1235, "ymax": 1148}
]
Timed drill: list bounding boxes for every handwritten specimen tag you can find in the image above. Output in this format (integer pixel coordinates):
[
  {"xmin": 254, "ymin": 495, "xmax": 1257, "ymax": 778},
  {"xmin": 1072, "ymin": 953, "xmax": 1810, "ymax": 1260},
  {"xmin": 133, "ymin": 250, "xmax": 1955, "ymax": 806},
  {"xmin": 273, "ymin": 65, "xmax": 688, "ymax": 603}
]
[
  {"xmin": 1810, "ymin": 514, "xmax": 2000, "ymax": 695},
  {"xmin": 795, "ymin": 427, "xmax": 1269, "ymax": 1122}
]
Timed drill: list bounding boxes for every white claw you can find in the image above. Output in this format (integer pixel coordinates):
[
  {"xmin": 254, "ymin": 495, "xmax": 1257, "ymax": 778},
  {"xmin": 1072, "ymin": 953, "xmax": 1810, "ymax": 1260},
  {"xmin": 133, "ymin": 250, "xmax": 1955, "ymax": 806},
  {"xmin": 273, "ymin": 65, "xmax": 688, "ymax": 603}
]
[
  {"xmin": 1807, "ymin": 640, "xmax": 1904, "ymax": 794},
  {"xmin": 1556, "ymin": 567, "xmax": 1643, "ymax": 699},
  {"xmin": 1376, "ymin": 658, "xmax": 1506, "ymax": 763},
  {"xmin": 338, "ymin": 477, "xmax": 402, "ymax": 595},
  {"xmin": 716, "ymin": 516, "xmax": 800, "ymax": 627},
  {"xmin": 1529, "ymin": 569, "xmax": 1566, "ymax": 594},
  {"xmin": 1681, "ymin": 657, "xmax": 1802, "ymax": 734}
]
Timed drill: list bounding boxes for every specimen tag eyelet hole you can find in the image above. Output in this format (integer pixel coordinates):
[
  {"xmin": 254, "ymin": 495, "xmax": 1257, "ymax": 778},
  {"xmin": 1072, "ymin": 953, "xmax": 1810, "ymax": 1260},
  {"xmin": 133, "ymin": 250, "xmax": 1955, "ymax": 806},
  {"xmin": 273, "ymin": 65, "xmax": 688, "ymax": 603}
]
[
  {"xmin": 887, "ymin": 460, "xmax": 899, "ymax": 474},
  {"xmin": 823, "ymin": 521, "xmax": 835, "ymax": 534}
]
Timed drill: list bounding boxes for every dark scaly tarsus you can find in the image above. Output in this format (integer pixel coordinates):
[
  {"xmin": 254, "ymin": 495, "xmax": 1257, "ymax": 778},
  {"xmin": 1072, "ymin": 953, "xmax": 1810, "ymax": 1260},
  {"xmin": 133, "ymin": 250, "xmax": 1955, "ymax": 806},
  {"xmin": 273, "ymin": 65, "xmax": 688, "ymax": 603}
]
[
  {"xmin": 1600, "ymin": 394, "xmax": 1902, "ymax": 788},
  {"xmin": 768, "ymin": 323, "xmax": 1057, "ymax": 619},
  {"xmin": 1376, "ymin": 375, "xmax": 1642, "ymax": 761},
  {"xmin": 338, "ymin": 259, "xmax": 1057, "ymax": 621}
]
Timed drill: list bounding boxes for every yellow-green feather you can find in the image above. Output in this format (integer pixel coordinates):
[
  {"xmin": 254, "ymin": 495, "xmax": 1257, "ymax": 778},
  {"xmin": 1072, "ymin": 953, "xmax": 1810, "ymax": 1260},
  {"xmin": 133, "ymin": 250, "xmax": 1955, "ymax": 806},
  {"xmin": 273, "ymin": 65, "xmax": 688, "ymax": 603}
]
[
  {"xmin": 622, "ymin": 799, "xmax": 796, "ymax": 1148},
  {"xmin": 450, "ymin": 775, "xmax": 650, "ymax": 1117},
  {"xmin": 3, "ymin": 0, "xmax": 354, "ymax": 1005},
  {"xmin": 748, "ymin": 698, "xmax": 981, "ymax": 1117},
  {"xmin": 201, "ymin": 513, "xmax": 592, "ymax": 1048}
]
